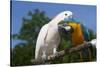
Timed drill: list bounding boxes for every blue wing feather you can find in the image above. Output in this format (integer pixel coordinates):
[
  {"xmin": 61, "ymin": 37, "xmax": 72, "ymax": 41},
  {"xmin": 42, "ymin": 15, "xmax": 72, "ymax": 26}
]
[{"xmin": 81, "ymin": 24, "xmax": 90, "ymax": 41}]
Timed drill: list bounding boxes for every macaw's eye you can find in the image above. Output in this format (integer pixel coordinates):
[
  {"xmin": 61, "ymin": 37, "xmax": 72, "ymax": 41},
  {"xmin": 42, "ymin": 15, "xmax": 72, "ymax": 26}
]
[
  {"xmin": 65, "ymin": 14, "xmax": 67, "ymax": 16},
  {"xmin": 63, "ymin": 23, "xmax": 67, "ymax": 27}
]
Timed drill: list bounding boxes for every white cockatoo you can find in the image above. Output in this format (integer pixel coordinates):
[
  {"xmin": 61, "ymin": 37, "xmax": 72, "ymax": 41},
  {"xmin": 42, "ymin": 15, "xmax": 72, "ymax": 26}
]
[{"xmin": 35, "ymin": 11, "xmax": 73, "ymax": 60}]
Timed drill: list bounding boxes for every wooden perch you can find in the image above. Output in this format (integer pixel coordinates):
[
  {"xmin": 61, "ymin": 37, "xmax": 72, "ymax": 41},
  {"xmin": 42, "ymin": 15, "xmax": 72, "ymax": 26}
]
[{"xmin": 31, "ymin": 41, "xmax": 95, "ymax": 65}]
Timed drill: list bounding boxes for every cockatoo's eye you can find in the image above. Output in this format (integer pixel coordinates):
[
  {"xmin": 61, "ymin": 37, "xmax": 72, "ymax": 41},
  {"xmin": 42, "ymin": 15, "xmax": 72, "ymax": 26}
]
[{"xmin": 65, "ymin": 14, "xmax": 67, "ymax": 16}]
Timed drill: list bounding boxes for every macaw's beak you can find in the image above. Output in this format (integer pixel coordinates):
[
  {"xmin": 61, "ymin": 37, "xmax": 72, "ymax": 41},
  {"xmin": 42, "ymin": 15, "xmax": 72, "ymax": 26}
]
[{"xmin": 58, "ymin": 23, "xmax": 74, "ymax": 34}]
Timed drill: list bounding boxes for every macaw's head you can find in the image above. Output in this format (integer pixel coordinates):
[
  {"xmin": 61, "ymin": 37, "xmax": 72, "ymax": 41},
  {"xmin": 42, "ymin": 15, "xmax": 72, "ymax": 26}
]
[{"xmin": 58, "ymin": 22, "xmax": 74, "ymax": 39}]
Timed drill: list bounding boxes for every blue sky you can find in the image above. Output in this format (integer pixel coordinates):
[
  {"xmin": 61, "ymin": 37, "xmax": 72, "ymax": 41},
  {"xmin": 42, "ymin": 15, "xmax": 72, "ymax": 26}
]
[{"xmin": 11, "ymin": 1, "xmax": 96, "ymax": 48}]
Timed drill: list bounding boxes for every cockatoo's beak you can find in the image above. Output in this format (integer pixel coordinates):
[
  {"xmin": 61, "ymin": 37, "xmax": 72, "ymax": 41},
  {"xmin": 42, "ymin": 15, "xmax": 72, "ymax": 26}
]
[
  {"xmin": 64, "ymin": 15, "xmax": 73, "ymax": 21},
  {"xmin": 64, "ymin": 17, "xmax": 69, "ymax": 21}
]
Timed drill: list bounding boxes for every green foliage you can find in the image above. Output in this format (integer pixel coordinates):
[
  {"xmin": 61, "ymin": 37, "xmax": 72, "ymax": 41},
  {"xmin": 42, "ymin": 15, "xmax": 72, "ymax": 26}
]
[
  {"xmin": 11, "ymin": 43, "xmax": 35, "ymax": 66},
  {"xmin": 11, "ymin": 9, "xmax": 50, "ymax": 66},
  {"xmin": 88, "ymin": 29, "xmax": 96, "ymax": 40}
]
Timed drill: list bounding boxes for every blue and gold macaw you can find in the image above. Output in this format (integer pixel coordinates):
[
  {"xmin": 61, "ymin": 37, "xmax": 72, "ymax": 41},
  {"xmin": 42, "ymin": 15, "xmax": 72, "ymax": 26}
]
[
  {"xmin": 58, "ymin": 18, "xmax": 92, "ymax": 62},
  {"xmin": 59, "ymin": 18, "xmax": 90, "ymax": 45},
  {"xmin": 67, "ymin": 21, "xmax": 92, "ymax": 61}
]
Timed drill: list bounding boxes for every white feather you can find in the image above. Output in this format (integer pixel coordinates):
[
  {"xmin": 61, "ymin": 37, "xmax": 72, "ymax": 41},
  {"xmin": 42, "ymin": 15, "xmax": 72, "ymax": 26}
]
[{"xmin": 35, "ymin": 24, "xmax": 48, "ymax": 59}]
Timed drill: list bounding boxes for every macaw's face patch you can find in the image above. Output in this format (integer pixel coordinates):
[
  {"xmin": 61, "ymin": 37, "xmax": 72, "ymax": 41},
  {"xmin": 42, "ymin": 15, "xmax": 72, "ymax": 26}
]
[{"xmin": 58, "ymin": 22, "xmax": 74, "ymax": 39}]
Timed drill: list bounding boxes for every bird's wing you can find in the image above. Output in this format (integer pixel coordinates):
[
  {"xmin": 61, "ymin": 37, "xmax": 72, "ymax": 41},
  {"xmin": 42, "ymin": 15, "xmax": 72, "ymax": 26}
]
[
  {"xmin": 81, "ymin": 24, "xmax": 90, "ymax": 41},
  {"xmin": 35, "ymin": 24, "xmax": 49, "ymax": 59}
]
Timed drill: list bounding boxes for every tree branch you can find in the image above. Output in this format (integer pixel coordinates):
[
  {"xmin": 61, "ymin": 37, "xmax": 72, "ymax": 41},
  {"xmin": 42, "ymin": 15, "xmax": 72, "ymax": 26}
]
[{"xmin": 31, "ymin": 40, "xmax": 96, "ymax": 65}]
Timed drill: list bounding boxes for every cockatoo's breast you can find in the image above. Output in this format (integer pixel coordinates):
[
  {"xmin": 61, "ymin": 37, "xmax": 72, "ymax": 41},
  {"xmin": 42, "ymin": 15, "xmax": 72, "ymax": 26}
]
[{"xmin": 45, "ymin": 24, "xmax": 60, "ymax": 44}]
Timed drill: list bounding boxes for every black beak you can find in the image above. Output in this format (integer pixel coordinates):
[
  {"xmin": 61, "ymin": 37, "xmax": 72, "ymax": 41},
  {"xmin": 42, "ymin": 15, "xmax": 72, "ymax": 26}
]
[{"xmin": 58, "ymin": 23, "xmax": 74, "ymax": 34}]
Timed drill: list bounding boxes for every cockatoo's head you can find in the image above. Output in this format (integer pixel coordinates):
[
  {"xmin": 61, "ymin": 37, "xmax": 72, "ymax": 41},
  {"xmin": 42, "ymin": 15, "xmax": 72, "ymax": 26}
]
[
  {"xmin": 57, "ymin": 11, "xmax": 73, "ymax": 22},
  {"xmin": 49, "ymin": 11, "xmax": 73, "ymax": 25}
]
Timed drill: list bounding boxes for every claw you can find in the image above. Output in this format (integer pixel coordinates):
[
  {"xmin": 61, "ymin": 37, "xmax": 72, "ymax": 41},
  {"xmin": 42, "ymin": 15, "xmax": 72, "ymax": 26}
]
[{"xmin": 42, "ymin": 51, "xmax": 47, "ymax": 60}]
